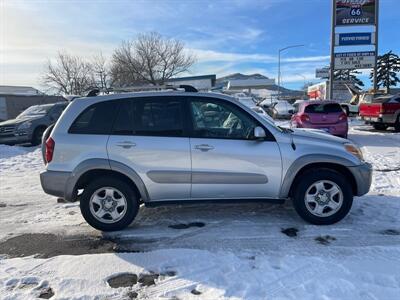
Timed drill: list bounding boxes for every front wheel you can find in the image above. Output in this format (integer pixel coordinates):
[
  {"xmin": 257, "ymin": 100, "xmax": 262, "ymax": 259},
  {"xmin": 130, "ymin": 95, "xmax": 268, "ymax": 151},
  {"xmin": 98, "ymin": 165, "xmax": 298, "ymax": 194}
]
[
  {"xmin": 292, "ymin": 169, "xmax": 353, "ymax": 225},
  {"xmin": 31, "ymin": 126, "xmax": 46, "ymax": 146},
  {"xmin": 80, "ymin": 177, "xmax": 139, "ymax": 231}
]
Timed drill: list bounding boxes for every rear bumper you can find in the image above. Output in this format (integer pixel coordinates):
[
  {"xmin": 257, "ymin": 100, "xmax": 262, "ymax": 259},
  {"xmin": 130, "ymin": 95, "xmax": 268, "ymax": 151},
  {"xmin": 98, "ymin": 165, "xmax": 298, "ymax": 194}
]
[
  {"xmin": 40, "ymin": 170, "xmax": 71, "ymax": 199},
  {"xmin": 296, "ymin": 122, "xmax": 348, "ymax": 137},
  {"xmin": 359, "ymin": 115, "xmax": 396, "ymax": 124},
  {"xmin": 348, "ymin": 162, "xmax": 373, "ymax": 196}
]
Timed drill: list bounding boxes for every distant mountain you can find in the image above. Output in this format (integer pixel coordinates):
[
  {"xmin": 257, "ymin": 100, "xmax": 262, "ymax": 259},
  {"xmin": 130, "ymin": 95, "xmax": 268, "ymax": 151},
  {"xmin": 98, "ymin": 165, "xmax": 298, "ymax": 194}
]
[
  {"xmin": 216, "ymin": 73, "xmax": 269, "ymax": 83},
  {"xmin": 216, "ymin": 73, "xmax": 303, "ymax": 96}
]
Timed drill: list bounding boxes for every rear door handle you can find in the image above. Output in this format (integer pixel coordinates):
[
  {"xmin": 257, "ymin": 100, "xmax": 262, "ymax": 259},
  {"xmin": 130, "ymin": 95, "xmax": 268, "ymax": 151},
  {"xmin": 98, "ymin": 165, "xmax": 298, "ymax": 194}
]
[
  {"xmin": 194, "ymin": 144, "xmax": 214, "ymax": 151},
  {"xmin": 116, "ymin": 141, "xmax": 136, "ymax": 149}
]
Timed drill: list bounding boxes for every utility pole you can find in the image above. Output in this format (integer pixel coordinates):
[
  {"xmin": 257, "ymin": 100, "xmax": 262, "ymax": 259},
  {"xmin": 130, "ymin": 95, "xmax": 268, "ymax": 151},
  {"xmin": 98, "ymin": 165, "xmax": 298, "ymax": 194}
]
[
  {"xmin": 373, "ymin": 0, "xmax": 380, "ymax": 91},
  {"xmin": 329, "ymin": 0, "xmax": 336, "ymax": 100},
  {"xmin": 296, "ymin": 73, "xmax": 306, "ymax": 99},
  {"xmin": 277, "ymin": 44, "xmax": 304, "ymax": 100}
]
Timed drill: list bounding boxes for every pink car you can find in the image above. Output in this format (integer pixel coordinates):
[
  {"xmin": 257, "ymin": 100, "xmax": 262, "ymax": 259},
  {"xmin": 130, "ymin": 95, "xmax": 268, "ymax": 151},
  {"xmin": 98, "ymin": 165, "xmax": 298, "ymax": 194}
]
[{"xmin": 291, "ymin": 101, "xmax": 348, "ymax": 138}]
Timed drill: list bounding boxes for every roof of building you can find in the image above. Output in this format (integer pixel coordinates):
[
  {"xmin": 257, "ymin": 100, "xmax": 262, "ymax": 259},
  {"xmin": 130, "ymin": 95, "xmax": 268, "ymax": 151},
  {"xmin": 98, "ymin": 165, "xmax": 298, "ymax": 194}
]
[
  {"xmin": 0, "ymin": 85, "xmax": 42, "ymax": 96},
  {"xmin": 167, "ymin": 74, "xmax": 216, "ymax": 82}
]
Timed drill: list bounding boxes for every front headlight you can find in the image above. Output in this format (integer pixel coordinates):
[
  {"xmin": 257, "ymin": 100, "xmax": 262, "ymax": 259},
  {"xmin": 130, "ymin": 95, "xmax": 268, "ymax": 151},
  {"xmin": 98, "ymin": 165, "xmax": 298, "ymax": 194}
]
[
  {"xmin": 17, "ymin": 121, "xmax": 32, "ymax": 130},
  {"xmin": 344, "ymin": 143, "xmax": 364, "ymax": 161}
]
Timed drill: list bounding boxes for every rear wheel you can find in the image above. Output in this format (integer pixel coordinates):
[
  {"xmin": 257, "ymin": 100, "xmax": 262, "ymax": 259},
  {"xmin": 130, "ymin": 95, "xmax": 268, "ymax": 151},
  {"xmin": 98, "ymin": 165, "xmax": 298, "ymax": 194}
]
[
  {"xmin": 292, "ymin": 169, "xmax": 353, "ymax": 225},
  {"xmin": 372, "ymin": 123, "xmax": 388, "ymax": 131},
  {"xmin": 80, "ymin": 177, "xmax": 139, "ymax": 231},
  {"xmin": 394, "ymin": 116, "xmax": 400, "ymax": 132}
]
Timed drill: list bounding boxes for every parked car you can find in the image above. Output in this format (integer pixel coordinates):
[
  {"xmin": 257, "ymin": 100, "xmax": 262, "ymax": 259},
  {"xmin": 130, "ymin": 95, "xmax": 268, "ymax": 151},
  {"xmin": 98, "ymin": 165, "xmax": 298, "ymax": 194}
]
[
  {"xmin": 268, "ymin": 101, "xmax": 295, "ymax": 119},
  {"xmin": 40, "ymin": 90, "xmax": 371, "ymax": 231},
  {"xmin": 251, "ymin": 106, "xmax": 274, "ymax": 123},
  {"xmin": 291, "ymin": 101, "xmax": 348, "ymax": 138},
  {"xmin": 359, "ymin": 94, "xmax": 400, "ymax": 131},
  {"xmin": 0, "ymin": 102, "xmax": 68, "ymax": 145}
]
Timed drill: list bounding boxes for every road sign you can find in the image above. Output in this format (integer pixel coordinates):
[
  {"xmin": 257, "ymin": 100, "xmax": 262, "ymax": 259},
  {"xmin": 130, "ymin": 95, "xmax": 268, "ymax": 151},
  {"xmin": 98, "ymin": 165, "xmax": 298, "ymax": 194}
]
[
  {"xmin": 335, "ymin": 0, "xmax": 376, "ymax": 26},
  {"xmin": 335, "ymin": 32, "xmax": 375, "ymax": 46},
  {"xmin": 334, "ymin": 51, "xmax": 375, "ymax": 70},
  {"xmin": 316, "ymin": 68, "xmax": 330, "ymax": 78}
]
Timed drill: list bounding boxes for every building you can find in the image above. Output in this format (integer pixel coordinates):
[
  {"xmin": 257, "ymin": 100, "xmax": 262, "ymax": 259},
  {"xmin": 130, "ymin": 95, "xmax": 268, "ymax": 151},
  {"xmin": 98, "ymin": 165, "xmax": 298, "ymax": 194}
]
[{"xmin": 0, "ymin": 86, "xmax": 66, "ymax": 121}]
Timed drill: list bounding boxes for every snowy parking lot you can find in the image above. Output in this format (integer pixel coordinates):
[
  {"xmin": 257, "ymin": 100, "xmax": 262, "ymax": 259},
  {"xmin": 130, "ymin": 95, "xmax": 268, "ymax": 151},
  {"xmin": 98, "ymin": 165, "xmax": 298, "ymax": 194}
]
[{"xmin": 0, "ymin": 120, "xmax": 399, "ymax": 300}]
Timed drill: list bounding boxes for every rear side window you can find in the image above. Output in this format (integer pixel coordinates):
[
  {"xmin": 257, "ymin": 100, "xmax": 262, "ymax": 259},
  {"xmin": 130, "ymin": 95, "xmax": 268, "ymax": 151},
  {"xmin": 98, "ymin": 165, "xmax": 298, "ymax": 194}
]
[
  {"xmin": 304, "ymin": 103, "xmax": 343, "ymax": 113},
  {"xmin": 69, "ymin": 101, "xmax": 119, "ymax": 134},
  {"xmin": 112, "ymin": 97, "xmax": 185, "ymax": 137}
]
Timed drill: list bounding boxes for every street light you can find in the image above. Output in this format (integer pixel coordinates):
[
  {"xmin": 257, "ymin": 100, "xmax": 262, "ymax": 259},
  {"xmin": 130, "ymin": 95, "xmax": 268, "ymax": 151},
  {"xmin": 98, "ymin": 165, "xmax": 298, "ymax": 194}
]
[
  {"xmin": 295, "ymin": 73, "xmax": 306, "ymax": 99},
  {"xmin": 278, "ymin": 44, "xmax": 305, "ymax": 100}
]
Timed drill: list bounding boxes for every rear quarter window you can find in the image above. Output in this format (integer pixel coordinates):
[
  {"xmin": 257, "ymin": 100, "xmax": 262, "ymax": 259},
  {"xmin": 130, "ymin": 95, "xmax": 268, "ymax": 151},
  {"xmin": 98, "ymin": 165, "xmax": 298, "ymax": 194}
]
[{"xmin": 69, "ymin": 101, "xmax": 119, "ymax": 134}]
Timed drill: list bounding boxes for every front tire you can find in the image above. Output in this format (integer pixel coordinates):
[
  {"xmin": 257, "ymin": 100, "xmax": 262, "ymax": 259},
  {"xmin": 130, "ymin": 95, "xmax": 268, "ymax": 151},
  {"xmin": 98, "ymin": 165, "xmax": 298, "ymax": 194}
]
[
  {"xmin": 292, "ymin": 169, "xmax": 353, "ymax": 225},
  {"xmin": 32, "ymin": 126, "xmax": 46, "ymax": 146},
  {"xmin": 80, "ymin": 177, "xmax": 139, "ymax": 231}
]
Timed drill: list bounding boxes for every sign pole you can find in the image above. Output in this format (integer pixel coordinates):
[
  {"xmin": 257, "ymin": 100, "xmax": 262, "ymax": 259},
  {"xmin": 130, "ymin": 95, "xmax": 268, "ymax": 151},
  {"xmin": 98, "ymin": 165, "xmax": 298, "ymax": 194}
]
[
  {"xmin": 329, "ymin": 0, "xmax": 336, "ymax": 100},
  {"xmin": 373, "ymin": 0, "xmax": 379, "ymax": 91}
]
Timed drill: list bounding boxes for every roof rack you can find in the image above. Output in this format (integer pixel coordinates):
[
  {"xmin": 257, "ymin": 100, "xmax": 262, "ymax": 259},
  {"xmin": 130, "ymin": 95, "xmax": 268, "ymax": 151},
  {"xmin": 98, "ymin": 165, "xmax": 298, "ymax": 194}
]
[{"xmin": 84, "ymin": 85, "xmax": 198, "ymax": 97}]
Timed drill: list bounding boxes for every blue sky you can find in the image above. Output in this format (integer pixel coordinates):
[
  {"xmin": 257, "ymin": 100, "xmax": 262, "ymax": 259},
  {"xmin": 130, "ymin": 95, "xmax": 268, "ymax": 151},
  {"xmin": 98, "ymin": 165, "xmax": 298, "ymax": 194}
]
[{"xmin": 1, "ymin": 0, "xmax": 399, "ymax": 91}]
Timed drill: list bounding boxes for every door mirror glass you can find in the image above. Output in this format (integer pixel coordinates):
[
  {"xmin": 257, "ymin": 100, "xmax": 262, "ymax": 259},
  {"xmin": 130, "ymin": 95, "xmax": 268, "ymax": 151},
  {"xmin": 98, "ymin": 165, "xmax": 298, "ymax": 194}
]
[{"xmin": 254, "ymin": 126, "xmax": 266, "ymax": 138}]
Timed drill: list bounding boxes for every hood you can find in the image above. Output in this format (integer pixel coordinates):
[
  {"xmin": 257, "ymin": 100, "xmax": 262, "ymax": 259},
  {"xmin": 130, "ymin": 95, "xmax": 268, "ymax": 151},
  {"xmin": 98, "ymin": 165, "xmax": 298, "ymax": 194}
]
[
  {"xmin": 291, "ymin": 128, "xmax": 346, "ymax": 144},
  {"xmin": 0, "ymin": 115, "xmax": 43, "ymax": 126}
]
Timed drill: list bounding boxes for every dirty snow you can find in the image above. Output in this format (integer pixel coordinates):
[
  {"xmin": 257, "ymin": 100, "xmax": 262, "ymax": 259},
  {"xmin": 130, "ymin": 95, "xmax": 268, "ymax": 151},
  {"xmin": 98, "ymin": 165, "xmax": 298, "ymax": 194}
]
[{"xmin": 0, "ymin": 120, "xmax": 399, "ymax": 299}]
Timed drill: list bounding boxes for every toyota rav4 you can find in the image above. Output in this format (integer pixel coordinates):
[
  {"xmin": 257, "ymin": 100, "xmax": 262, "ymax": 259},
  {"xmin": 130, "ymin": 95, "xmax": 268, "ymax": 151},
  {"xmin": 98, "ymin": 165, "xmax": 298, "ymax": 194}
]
[{"xmin": 40, "ymin": 89, "xmax": 372, "ymax": 231}]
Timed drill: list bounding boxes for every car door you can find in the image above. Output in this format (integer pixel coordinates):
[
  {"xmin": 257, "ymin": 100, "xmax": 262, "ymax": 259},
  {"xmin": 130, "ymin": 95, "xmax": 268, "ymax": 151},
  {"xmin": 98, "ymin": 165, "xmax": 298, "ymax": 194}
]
[
  {"xmin": 107, "ymin": 96, "xmax": 191, "ymax": 201},
  {"xmin": 188, "ymin": 97, "xmax": 282, "ymax": 200}
]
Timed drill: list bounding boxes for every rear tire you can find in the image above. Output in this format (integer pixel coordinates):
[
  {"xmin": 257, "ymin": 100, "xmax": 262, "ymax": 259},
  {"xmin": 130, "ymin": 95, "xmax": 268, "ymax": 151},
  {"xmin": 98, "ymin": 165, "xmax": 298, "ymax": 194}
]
[
  {"xmin": 80, "ymin": 177, "xmax": 139, "ymax": 231},
  {"xmin": 372, "ymin": 123, "xmax": 388, "ymax": 131},
  {"xmin": 394, "ymin": 116, "xmax": 400, "ymax": 132},
  {"xmin": 292, "ymin": 169, "xmax": 353, "ymax": 225}
]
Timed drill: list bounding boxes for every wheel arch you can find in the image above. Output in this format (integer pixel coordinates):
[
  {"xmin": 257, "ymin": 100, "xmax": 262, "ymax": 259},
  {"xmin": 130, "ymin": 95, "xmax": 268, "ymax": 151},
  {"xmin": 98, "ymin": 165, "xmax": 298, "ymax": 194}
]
[
  {"xmin": 280, "ymin": 155, "xmax": 358, "ymax": 199},
  {"xmin": 65, "ymin": 159, "xmax": 149, "ymax": 203}
]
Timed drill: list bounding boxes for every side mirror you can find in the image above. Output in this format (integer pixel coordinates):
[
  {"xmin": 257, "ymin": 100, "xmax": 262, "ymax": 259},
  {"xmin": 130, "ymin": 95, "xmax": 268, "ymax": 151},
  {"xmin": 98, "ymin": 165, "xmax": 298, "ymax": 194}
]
[{"xmin": 254, "ymin": 126, "xmax": 266, "ymax": 139}]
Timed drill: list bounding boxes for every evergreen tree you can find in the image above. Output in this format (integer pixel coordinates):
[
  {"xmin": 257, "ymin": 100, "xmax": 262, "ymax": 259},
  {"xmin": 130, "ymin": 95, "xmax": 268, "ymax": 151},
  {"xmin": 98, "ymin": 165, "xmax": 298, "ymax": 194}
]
[
  {"xmin": 370, "ymin": 51, "xmax": 400, "ymax": 93},
  {"xmin": 334, "ymin": 69, "xmax": 364, "ymax": 89}
]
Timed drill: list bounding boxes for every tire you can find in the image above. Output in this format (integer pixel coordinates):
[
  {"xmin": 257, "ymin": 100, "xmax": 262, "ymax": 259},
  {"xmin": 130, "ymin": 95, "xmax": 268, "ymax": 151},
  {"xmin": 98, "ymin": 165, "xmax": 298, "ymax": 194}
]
[
  {"xmin": 80, "ymin": 177, "xmax": 139, "ymax": 231},
  {"xmin": 292, "ymin": 169, "xmax": 353, "ymax": 225},
  {"xmin": 372, "ymin": 123, "xmax": 388, "ymax": 131},
  {"xmin": 31, "ymin": 126, "xmax": 46, "ymax": 146},
  {"xmin": 394, "ymin": 116, "xmax": 400, "ymax": 132}
]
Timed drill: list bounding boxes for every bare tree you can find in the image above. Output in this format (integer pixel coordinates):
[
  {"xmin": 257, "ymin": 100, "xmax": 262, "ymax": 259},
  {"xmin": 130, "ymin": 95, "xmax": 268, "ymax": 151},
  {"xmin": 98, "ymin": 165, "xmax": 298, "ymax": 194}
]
[
  {"xmin": 111, "ymin": 32, "xmax": 195, "ymax": 86},
  {"xmin": 42, "ymin": 51, "xmax": 94, "ymax": 95},
  {"xmin": 91, "ymin": 52, "xmax": 111, "ymax": 93}
]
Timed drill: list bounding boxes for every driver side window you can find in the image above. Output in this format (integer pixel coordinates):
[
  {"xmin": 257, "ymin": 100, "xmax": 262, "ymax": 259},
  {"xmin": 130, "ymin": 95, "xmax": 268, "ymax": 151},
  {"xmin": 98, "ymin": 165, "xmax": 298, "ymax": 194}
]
[{"xmin": 190, "ymin": 99, "xmax": 257, "ymax": 140}]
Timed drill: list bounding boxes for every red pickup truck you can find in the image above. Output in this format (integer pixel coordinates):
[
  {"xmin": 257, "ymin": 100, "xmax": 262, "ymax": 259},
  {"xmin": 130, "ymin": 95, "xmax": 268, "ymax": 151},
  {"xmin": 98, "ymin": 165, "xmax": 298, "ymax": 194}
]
[{"xmin": 359, "ymin": 94, "xmax": 400, "ymax": 131}]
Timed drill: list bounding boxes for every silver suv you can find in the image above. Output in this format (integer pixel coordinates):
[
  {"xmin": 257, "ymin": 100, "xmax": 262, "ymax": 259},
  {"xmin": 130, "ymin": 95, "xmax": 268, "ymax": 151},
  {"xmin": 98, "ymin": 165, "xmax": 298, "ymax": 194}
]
[{"xmin": 40, "ymin": 90, "xmax": 372, "ymax": 231}]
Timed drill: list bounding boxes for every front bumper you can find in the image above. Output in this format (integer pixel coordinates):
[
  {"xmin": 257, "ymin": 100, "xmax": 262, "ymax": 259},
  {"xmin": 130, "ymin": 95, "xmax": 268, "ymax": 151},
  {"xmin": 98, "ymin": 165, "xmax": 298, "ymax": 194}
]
[
  {"xmin": 0, "ymin": 133, "xmax": 31, "ymax": 145},
  {"xmin": 348, "ymin": 162, "xmax": 373, "ymax": 196},
  {"xmin": 40, "ymin": 170, "xmax": 71, "ymax": 199}
]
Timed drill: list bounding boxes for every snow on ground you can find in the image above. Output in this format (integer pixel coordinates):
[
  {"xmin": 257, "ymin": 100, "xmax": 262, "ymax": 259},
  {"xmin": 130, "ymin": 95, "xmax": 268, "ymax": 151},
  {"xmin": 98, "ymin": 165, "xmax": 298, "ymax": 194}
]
[{"xmin": 0, "ymin": 120, "xmax": 399, "ymax": 299}]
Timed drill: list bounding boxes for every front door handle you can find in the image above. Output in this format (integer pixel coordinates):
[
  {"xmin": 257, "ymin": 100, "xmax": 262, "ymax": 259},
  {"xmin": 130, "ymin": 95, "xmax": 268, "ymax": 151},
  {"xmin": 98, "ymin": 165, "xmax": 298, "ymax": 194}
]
[
  {"xmin": 116, "ymin": 141, "xmax": 136, "ymax": 149},
  {"xmin": 194, "ymin": 144, "xmax": 214, "ymax": 151}
]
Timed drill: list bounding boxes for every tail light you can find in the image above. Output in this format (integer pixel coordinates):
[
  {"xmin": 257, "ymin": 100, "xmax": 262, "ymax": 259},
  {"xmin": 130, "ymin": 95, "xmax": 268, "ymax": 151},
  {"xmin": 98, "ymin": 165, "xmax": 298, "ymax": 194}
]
[
  {"xmin": 339, "ymin": 112, "xmax": 347, "ymax": 121},
  {"xmin": 300, "ymin": 114, "xmax": 310, "ymax": 122},
  {"xmin": 45, "ymin": 137, "xmax": 55, "ymax": 163}
]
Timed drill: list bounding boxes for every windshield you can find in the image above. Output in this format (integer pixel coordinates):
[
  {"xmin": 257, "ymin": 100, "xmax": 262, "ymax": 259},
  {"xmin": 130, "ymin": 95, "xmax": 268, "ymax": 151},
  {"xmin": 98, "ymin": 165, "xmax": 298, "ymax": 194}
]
[{"xmin": 17, "ymin": 104, "xmax": 53, "ymax": 118}]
